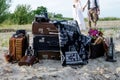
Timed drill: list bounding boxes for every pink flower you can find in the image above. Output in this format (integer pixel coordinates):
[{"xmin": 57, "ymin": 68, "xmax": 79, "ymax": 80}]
[{"xmin": 88, "ymin": 28, "xmax": 103, "ymax": 39}]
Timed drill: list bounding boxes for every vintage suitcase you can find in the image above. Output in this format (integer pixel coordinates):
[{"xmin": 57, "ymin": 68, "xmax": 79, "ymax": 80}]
[
  {"xmin": 33, "ymin": 35, "xmax": 60, "ymax": 51},
  {"xmin": 18, "ymin": 56, "xmax": 37, "ymax": 66},
  {"xmin": 37, "ymin": 51, "xmax": 60, "ymax": 60},
  {"xmin": 32, "ymin": 22, "xmax": 58, "ymax": 35},
  {"xmin": 9, "ymin": 36, "xmax": 28, "ymax": 61}
]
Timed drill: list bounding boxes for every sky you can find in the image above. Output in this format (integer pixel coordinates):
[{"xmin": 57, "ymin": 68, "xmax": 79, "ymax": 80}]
[{"xmin": 9, "ymin": 0, "xmax": 120, "ymax": 18}]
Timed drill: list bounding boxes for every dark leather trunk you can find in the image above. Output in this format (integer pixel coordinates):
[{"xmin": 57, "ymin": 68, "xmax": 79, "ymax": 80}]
[{"xmin": 33, "ymin": 35, "xmax": 60, "ymax": 51}]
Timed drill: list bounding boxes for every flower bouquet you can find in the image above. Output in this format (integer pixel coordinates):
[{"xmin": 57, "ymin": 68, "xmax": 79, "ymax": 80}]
[
  {"xmin": 88, "ymin": 28, "xmax": 103, "ymax": 39},
  {"xmin": 88, "ymin": 28, "xmax": 103, "ymax": 44}
]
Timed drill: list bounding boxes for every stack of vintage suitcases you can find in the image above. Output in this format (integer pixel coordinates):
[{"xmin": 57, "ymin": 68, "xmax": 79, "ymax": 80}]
[
  {"xmin": 32, "ymin": 15, "xmax": 60, "ymax": 60},
  {"xmin": 5, "ymin": 15, "xmax": 91, "ymax": 66}
]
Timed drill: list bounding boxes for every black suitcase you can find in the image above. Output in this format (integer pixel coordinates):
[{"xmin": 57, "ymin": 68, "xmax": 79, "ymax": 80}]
[{"xmin": 33, "ymin": 35, "xmax": 60, "ymax": 51}]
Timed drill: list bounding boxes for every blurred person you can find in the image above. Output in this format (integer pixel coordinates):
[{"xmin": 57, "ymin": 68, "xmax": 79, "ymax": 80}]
[
  {"xmin": 83, "ymin": 0, "xmax": 100, "ymax": 28},
  {"xmin": 73, "ymin": 0, "xmax": 86, "ymax": 31}
]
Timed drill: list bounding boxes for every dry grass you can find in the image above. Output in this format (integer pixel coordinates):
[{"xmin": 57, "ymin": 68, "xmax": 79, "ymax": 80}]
[
  {"xmin": 0, "ymin": 20, "xmax": 120, "ymax": 30},
  {"xmin": 0, "ymin": 33, "xmax": 13, "ymax": 47},
  {"xmin": 0, "ymin": 24, "xmax": 32, "ymax": 31},
  {"xmin": 85, "ymin": 20, "xmax": 120, "ymax": 29}
]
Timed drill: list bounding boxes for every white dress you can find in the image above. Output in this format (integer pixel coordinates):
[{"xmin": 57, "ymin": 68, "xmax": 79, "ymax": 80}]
[{"xmin": 73, "ymin": 1, "xmax": 86, "ymax": 31}]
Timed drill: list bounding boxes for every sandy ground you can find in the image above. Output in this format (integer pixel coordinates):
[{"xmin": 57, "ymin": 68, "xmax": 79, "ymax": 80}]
[{"xmin": 0, "ymin": 30, "xmax": 120, "ymax": 80}]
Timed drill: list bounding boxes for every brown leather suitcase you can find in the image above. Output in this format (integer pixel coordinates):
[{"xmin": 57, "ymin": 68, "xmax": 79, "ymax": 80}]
[
  {"xmin": 9, "ymin": 36, "xmax": 27, "ymax": 61},
  {"xmin": 37, "ymin": 51, "xmax": 60, "ymax": 60},
  {"xmin": 32, "ymin": 22, "xmax": 58, "ymax": 35},
  {"xmin": 18, "ymin": 56, "xmax": 37, "ymax": 66}
]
